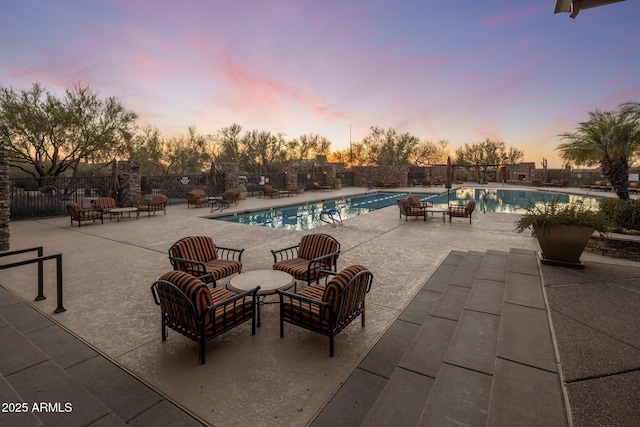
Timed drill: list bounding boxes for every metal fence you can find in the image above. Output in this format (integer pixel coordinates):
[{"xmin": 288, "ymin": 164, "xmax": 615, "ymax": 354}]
[{"xmin": 10, "ymin": 173, "xmax": 226, "ymax": 219}]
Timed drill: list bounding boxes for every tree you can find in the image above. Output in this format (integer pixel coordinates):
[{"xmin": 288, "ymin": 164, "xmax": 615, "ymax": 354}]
[
  {"xmin": 455, "ymin": 139, "xmax": 524, "ymax": 181},
  {"xmin": 411, "ymin": 139, "xmax": 449, "ymax": 166},
  {"xmin": 0, "ymin": 82, "xmax": 137, "ymax": 178},
  {"xmin": 216, "ymin": 123, "xmax": 243, "ymax": 163},
  {"xmin": 286, "ymin": 133, "xmax": 332, "ymax": 162},
  {"xmin": 239, "ymin": 130, "xmax": 287, "ymax": 174},
  {"xmin": 557, "ymin": 105, "xmax": 640, "ymax": 199},
  {"xmin": 361, "ymin": 126, "xmax": 419, "ymax": 165}
]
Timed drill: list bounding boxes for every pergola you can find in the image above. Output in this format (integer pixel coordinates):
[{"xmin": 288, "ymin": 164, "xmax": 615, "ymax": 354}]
[{"xmin": 554, "ymin": 0, "xmax": 625, "ymax": 18}]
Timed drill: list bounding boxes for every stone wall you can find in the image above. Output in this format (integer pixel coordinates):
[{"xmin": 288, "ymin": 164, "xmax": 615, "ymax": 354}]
[
  {"xmin": 352, "ymin": 165, "xmax": 409, "ymax": 187},
  {"xmin": 586, "ymin": 234, "xmax": 640, "ymax": 262},
  {"xmin": 0, "ymin": 152, "xmax": 9, "ymax": 251}
]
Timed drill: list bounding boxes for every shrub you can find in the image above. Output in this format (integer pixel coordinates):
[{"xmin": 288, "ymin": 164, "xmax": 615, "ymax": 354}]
[
  {"xmin": 598, "ymin": 198, "xmax": 640, "ymax": 232},
  {"xmin": 237, "ymin": 184, "xmax": 247, "ymax": 193},
  {"xmin": 515, "ymin": 197, "xmax": 611, "ymax": 235}
]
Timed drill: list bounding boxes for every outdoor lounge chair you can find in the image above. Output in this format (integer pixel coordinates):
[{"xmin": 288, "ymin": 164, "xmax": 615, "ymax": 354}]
[
  {"xmin": 151, "ymin": 270, "xmax": 259, "ymax": 364},
  {"xmin": 168, "ymin": 236, "xmax": 244, "ymax": 286},
  {"xmin": 271, "ymin": 233, "xmax": 340, "ymax": 287},
  {"xmin": 263, "ymin": 185, "xmax": 280, "ymax": 198},
  {"xmin": 186, "ymin": 189, "xmax": 208, "ymax": 207},
  {"xmin": 628, "ymin": 182, "xmax": 639, "ymax": 194},
  {"xmin": 222, "ymin": 189, "xmax": 240, "ymax": 205},
  {"xmin": 448, "ymin": 200, "xmax": 475, "ymax": 223},
  {"xmin": 134, "ymin": 195, "xmax": 167, "ymax": 216},
  {"xmin": 276, "ymin": 264, "xmax": 373, "ymax": 357},
  {"xmin": 66, "ymin": 203, "xmax": 103, "ymax": 227},
  {"xmin": 90, "ymin": 197, "xmax": 122, "ymax": 214},
  {"xmin": 313, "ymin": 182, "xmax": 332, "ymax": 191},
  {"xmin": 397, "ymin": 198, "xmax": 426, "ymax": 221}
]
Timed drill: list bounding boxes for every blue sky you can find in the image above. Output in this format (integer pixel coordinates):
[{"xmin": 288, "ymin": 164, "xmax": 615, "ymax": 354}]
[{"xmin": 1, "ymin": 0, "xmax": 638, "ymax": 167}]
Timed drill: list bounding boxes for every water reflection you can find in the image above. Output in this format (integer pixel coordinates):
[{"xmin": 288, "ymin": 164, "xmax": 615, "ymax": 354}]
[{"xmin": 420, "ymin": 188, "xmax": 601, "ymax": 213}]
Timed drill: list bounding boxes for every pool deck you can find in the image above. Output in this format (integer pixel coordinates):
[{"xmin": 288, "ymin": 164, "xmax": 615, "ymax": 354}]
[{"xmin": 1, "ymin": 184, "xmax": 639, "ymax": 426}]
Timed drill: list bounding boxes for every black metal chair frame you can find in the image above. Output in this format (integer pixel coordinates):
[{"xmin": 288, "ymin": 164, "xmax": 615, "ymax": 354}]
[
  {"xmin": 276, "ymin": 268, "xmax": 373, "ymax": 357},
  {"xmin": 151, "ymin": 272, "xmax": 259, "ymax": 364}
]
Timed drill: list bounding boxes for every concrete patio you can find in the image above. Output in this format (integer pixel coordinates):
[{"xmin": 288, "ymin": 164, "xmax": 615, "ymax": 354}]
[{"xmin": 1, "ymin": 185, "xmax": 639, "ymax": 426}]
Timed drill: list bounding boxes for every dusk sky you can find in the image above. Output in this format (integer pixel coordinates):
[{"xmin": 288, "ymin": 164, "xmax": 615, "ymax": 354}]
[{"xmin": 2, "ymin": 0, "xmax": 639, "ymax": 167}]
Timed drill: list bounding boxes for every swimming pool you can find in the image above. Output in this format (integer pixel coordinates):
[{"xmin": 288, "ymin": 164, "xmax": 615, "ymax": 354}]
[
  {"xmin": 212, "ymin": 188, "xmax": 603, "ymax": 230},
  {"xmin": 213, "ymin": 192, "xmax": 409, "ymax": 230}
]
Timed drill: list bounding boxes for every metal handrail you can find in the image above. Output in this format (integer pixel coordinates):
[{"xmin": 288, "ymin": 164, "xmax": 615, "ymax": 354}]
[
  {"xmin": 320, "ymin": 209, "xmax": 343, "ymax": 228},
  {"xmin": 0, "ymin": 247, "xmax": 65, "ymax": 313}
]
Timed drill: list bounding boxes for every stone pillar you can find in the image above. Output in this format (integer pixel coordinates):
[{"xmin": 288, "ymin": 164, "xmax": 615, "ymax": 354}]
[
  {"xmin": 219, "ymin": 163, "xmax": 239, "ymax": 191},
  {"xmin": 0, "ymin": 152, "xmax": 10, "ymax": 251},
  {"xmin": 284, "ymin": 165, "xmax": 298, "ymax": 187},
  {"xmin": 117, "ymin": 160, "xmax": 141, "ymax": 206}
]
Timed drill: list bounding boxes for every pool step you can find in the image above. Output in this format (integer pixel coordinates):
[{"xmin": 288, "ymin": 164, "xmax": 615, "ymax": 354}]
[{"xmin": 311, "ymin": 249, "xmax": 568, "ymax": 427}]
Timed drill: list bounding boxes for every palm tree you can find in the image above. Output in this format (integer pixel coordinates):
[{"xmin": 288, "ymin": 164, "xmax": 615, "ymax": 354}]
[{"xmin": 556, "ymin": 104, "xmax": 640, "ymax": 200}]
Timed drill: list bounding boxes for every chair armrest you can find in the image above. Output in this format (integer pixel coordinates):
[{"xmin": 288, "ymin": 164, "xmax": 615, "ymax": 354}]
[
  {"xmin": 310, "ymin": 251, "xmax": 340, "ymax": 269},
  {"xmin": 271, "ymin": 244, "xmax": 300, "ymax": 263},
  {"xmin": 215, "ymin": 246, "xmax": 244, "ymax": 262},
  {"xmin": 169, "ymin": 256, "xmax": 208, "ymax": 278}
]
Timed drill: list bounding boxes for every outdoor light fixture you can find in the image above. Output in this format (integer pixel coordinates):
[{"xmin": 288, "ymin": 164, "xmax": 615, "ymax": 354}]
[{"xmin": 554, "ymin": 0, "xmax": 624, "ymax": 18}]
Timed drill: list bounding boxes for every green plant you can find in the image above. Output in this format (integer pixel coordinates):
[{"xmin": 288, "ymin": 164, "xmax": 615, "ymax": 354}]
[
  {"xmin": 333, "ymin": 178, "xmax": 341, "ymax": 184},
  {"xmin": 515, "ymin": 197, "xmax": 611, "ymax": 236},
  {"xmin": 598, "ymin": 198, "xmax": 640, "ymax": 232},
  {"xmin": 237, "ymin": 184, "xmax": 247, "ymax": 192}
]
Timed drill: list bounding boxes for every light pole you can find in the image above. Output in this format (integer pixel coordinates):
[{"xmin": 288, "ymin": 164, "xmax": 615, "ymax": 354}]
[{"xmin": 349, "ymin": 124, "xmax": 353, "ymax": 167}]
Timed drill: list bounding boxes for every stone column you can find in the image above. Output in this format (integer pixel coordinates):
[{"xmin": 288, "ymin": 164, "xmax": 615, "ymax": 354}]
[
  {"xmin": 219, "ymin": 163, "xmax": 239, "ymax": 191},
  {"xmin": 117, "ymin": 160, "xmax": 141, "ymax": 206},
  {"xmin": 284, "ymin": 165, "xmax": 298, "ymax": 187},
  {"xmin": 0, "ymin": 152, "xmax": 10, "ymax": 251}
]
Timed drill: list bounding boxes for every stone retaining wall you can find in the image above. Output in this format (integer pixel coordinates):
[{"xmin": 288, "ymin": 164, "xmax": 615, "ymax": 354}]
[{"xmin": 586, "ymin": 234, "xmax": 640, "ymax": 262}]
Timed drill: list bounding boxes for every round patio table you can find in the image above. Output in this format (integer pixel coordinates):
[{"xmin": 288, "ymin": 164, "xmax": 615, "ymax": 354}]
[{"xmin": 227, "ymin": 270, "xmax": 295, "ymax": 326}]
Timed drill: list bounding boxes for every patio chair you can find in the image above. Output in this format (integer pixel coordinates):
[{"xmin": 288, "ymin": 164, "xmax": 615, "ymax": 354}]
[
  {"xmin": 276, "ymin": 264, "xmax": 373, "ymax": 357},
  {"xmin": 222, "ymin": 189, "xmax": 240, "ymax": 206},
  {"xmin": 186, "ymin": 189, "xmax": 208, "ymax": 208},
  {"xmin": 407, "ymin": 195, "xmax": 433, "ymax": 209},
  {"xmin": 271, "ymin": 233, "xmax": 340, "ymax": 287},
  {"xmin": 313, "ymin": 182, "xmax": 332, "ymax": 191},
  {"xmin": 66, "ymin": 203, "xmax": 103, "ymax": 227},
  {"xmin": 397, "ymin": 198, "xmax": 426, "ymax": 221},
  {"xmin": 448, "ymin": 200, "xmax": 475, "ymax": 223},
  {"xmin": 90, "ymin": 197, "xmax": 122, "ymax": 214},
  {"xmin": 151, "ymin": 270, "xmax": 259, "ymax": 364},
  {"xmin": 263, "ymin": 185, "xmax": 280, "ymax": 198},
  {"xmin": 168, "ymin": 236, "xmax": 244, "ymax": 286},
  {"xmin": 134, "ymin": 195, "xmax": 167, "ymax": 216}
]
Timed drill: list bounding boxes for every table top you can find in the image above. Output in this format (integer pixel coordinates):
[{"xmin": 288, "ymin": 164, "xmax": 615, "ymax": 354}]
[
  {"xmin": 110, "ymin": 207, "xmax": 138, "ymax": 213},
  {"xmin": 228, "ymin": 270, "xmax": 295, "ymax": 295}
]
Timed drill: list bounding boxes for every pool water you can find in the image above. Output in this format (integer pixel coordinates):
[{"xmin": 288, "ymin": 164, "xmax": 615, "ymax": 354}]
[
  {"xmin": 213, "ymin": 192, "xmax": 409, "ymax": 230},
  {"xmin": 212, "ymin": 188, "xmax": 602, "ymax": 231},
  {"xmin": 419, "ymin": 188, "xmax": 602, "ymax": 213}
]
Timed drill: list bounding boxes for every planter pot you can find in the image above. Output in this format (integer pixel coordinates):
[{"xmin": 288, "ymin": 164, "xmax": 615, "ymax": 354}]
[
  {"xmin": 239, "ymin": 192, "xmax": 247, "ymax": 200},
  {"xmin": 534, "ymin": 224, "xmax": 595, "ymax": 268},
  {"xmin": 333, "ymin": 183, "xmax": 342, "ymax": 189}
]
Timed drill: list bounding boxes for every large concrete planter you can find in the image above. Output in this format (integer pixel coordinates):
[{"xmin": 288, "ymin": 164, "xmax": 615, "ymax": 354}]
[{"xmin": 534, "ymin": 224, "xmax": 595, "ymax": 268}]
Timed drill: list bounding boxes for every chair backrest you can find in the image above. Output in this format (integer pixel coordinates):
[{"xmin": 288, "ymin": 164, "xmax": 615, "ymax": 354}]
[
  {"xmin": 465, "ymin": 200, "xmax": 476, "ymax": 216},
  {"xmin": 151, "ymin": 195, "xmax": 167, "ymax": 204},
  {"xmin": 322, "ymin": 265, "xmax": 372, "ymax": 322},
  {"xmin": 66, "ymin": 203, "xmax": 82, "ymax": 219},
  {"xmin": 223, "ymin": 189, "xmax": 238, "ymax": 202},
  {"xmin": 154, "ymin": 271, "xmax": 212, "ymax": 335},
  {"xmin": 91, "ymin": 197, "xmax": 117, "ymax": 211},
  {"xmin": 169, "ymin": 236, "xmax": 218, "ymax": 264},
  {"xmin": 298, "ymin": 234, "xmax": 340, "ymax": 263},
  {"xmin": 407, "ymin": 195, "xmax": 422, "ymax": 206}
]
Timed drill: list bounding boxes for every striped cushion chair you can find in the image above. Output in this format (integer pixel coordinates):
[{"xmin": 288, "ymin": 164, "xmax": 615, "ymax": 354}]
[
  {"xmin": 66, "ymin": 203, "xmax": 103, "ymax": 227},
  {"xmin": 151, "ymin": 270, "xmax": 258, "ymax": 364},
  {"xmin": 448, "ymin": 200, "xmax": 476, "ymax": 223},
  {"xmin": 276, "ymin": 265, "xmax": 373, "ymax": 356},
  {"xmin": 168, "ymin": 236, "xmax": 244, "ymax": 286},
  {"xmin": 271, "ymin": 233, "xmax": 341, "ymax": 287}
]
